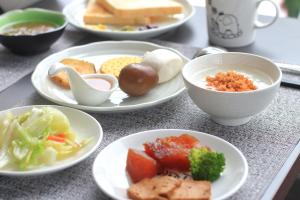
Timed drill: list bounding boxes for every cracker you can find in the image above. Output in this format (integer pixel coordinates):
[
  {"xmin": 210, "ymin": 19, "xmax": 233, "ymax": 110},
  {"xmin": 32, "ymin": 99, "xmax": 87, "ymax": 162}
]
[{"xmin": 99, "ymin": 56, "xmax": 142, "ymax": 78}]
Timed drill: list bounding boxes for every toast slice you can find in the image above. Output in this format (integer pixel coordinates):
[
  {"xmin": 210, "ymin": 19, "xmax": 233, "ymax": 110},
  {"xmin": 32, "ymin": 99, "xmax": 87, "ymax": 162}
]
[
  {"xmin": 97, "ymin": 0, "xmax": 183, "ymax": 18},
  {"xmin": 50, "ymin": 58, "xmax": 96, "ymax": 89},
  {"xmin": 168, "ymin": 180, "xmax": 211, "ymax": 200},
  {"xmin": 84, "ymin": 0, "xmax": 151, "ymax": 25},
  {"xmin": 128, "ymin": 176, "xmax": 181, "ymax": 200}
]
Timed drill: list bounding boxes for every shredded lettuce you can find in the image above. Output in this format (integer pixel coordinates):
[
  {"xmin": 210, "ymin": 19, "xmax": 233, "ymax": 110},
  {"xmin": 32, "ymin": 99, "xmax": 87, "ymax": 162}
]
[
  {"xmin": 45, "ymin": 107, "xmax": 70, "ymax": 133},
  {"xmin": 0, "ymin": 114, "xmax": 16, "ymax": 168},
  {"xmin": 0, "ymin": 112, "xmax": 13, "ymax": 146},
  {"xmin": 0, "ymin": 107, "xmax": 88, "ymax": 170}
]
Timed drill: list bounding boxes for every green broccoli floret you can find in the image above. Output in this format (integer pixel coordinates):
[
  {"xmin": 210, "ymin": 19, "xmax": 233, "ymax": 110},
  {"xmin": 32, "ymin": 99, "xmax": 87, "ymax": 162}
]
[{"xmin": 188, "ymin": 147, "xmax": 225, "ymax": 182}]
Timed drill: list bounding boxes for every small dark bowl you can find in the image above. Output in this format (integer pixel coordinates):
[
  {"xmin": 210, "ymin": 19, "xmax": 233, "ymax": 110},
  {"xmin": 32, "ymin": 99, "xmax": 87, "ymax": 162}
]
[{"xmin": 0, "ymin": 8, "xmax": 67, "ymax": 55}]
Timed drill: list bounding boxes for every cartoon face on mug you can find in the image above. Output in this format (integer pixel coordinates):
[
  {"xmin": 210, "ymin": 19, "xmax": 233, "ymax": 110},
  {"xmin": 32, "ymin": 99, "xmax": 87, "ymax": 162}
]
[
  {"xmin": 207, "ymin": 0, "xmax": 243, "ymax": 39},
  {"xmin": 206, "ymin": 0, "xmax": 278, "ymax": 47}
]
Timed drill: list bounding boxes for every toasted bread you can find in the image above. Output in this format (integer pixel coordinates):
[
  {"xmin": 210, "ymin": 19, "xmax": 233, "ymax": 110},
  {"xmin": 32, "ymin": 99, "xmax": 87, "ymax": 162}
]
[
  {"xmin": 128, "ymin": 176, "xmax": 181, "ymax": 200},
  {"xmin": 168, "ymin": 180, "xmax": 211, "ymax": 200},
  {"xmin": 84, "ymin": 0, "xmax": 151, "ymax": 25},
  {"xmin": 97, "ymin": 0, "xmax": 183, "ymax": 18},
  {"xmin": 50, "ymin": 58, "xmax": 96, "ymax": 89}
]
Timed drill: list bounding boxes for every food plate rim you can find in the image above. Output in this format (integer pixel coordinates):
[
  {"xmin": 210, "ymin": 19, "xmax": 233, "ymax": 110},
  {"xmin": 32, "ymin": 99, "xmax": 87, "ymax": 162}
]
[
  {"xmin": 0, "ymin": 105, "xmax": 103, "ymax": 176},
  {"xmin": 31, "ymin": 40, "xmax": 188, "ymax": 113},
  {"xmin": 62, "ymin": 0, "xmax": 196, "ymax": 36},
  {"xmin": 92, "ymin": 128, "xmax": 249, "ymax": 200}
]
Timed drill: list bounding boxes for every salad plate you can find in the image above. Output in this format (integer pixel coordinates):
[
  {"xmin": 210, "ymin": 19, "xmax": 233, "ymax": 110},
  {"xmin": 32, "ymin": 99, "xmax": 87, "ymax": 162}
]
[
  {"xmin": 93, "ymin": 129, "xmax": 248, "ymax": 200},
  {"xmin": 31, "ymin": 41, "xmax": 187, "ymax": 113},
  {"xmin": 63, "ymin": 0, "xmax": 195, "ymax": 40},
  {"xmin": 0, "ymin": 105, "xmax": 102, "ymax": 176}
]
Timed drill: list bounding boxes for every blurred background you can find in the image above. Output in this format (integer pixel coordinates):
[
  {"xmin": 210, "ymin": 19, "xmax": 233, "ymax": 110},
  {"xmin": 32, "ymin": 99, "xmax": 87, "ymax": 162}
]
[
  {"xmin": 0, "ymin": 0, "xmax": 300, "ymax": 18},
  {"xmin": 189, "ymin": 0, "xmax": 299, "ymax": 18}
]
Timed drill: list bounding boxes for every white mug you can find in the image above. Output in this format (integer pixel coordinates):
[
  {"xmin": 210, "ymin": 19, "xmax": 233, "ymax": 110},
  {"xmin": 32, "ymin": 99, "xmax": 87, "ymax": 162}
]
[{"xmin": 206, "ymin": 0, "xmax": 279, "ymax": 47}]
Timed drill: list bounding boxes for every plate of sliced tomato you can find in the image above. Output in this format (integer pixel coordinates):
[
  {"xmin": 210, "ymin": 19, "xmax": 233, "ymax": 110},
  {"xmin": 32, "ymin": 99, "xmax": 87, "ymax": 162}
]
[{"xmin": 93, "ymin": 129, "xmax": 248, "ymax": 200}]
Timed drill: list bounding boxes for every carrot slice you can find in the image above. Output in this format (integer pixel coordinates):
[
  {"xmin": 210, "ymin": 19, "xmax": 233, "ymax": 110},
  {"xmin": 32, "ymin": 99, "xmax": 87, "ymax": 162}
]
[
  {"xmin": 55, "ymin": 133, "xmax": 65, "ymax": 138},
  {"xmin": 48, "ymin": 135, "xmax": 65, "ymax": 143}
]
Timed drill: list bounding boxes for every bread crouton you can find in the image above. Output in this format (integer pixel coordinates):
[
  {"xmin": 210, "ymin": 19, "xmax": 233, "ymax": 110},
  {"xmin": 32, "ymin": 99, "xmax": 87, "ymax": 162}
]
[{"xmin": 50, "ymin": 58, "xmax": 96, "ymax": 89}]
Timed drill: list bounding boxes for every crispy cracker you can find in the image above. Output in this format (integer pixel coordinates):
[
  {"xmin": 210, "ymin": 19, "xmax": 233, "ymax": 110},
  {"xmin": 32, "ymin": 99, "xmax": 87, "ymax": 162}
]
[
  {"xmin": 50, "ymin": 58, "xmax": 96, "ymax": 89},
  {"xmin": 99, "ymin": 56, "xmax": 142, "ymax": 78}
]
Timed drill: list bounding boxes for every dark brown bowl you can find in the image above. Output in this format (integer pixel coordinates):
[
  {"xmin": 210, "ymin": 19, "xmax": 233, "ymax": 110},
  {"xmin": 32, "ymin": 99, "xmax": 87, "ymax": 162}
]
[{"xmin": 0, "ymin": 8, "xmax": 67, "ymax": 55}]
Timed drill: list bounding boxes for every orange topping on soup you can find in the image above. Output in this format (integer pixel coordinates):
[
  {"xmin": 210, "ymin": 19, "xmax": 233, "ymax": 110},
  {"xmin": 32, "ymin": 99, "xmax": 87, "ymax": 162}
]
[{"xmin": 206, "ymin": 71, "xmax": 257, "ymax": 92}]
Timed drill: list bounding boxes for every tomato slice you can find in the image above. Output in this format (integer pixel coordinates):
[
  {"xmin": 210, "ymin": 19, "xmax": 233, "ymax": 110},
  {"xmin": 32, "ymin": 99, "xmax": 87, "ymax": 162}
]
[
  {"xmin": 144, "ymin": 134, "xmax": 200, "ymax": 171},
  {"xmin": 126, "ymin": 148, "xmax": 159, "ymax": 183}
]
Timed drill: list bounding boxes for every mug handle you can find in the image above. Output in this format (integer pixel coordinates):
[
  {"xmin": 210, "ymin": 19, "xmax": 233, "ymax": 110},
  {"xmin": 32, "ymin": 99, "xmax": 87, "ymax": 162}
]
[{"xmin": 255, "ymin": 0, "xmax": 279, "ymax": 29}]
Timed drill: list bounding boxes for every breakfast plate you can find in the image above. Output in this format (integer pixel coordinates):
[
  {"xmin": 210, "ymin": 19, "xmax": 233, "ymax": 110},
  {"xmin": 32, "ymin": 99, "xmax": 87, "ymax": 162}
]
[
  {"xmin": 93, "ymin": 129, "xmax": 248, "ymax": 200},
  {"xmin": 31, "ymin": 41, "xmax": 187, "ymax": 113},
  {"xmin": 63, "ymin": 0, "xmax": 195, "ymax": 39},
  {"xmin": 0, "ymin": 105, "xmax": 102, "ymax": 176}
]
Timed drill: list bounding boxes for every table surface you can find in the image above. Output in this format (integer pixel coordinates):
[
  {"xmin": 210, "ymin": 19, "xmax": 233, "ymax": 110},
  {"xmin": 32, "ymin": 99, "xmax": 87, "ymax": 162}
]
[{"xmin": 0, "ymin": 1, "xmax": 300, "ymax": 200}]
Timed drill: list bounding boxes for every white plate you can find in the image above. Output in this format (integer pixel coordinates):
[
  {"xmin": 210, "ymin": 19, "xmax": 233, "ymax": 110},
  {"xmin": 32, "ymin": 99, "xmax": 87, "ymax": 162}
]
[
  {"xmin": 93, "ymin": 129, "xmax": 248, "ymax": 200},
  {"xmin": 0, "ymin": 105, "xmax": 103, "ymax": 176},
  {"xmin": 63, "ymin": 0, "xmax": 195, "ymax": 39},
  {"xmin": 31, "ymin": 41, "xmax": 187, "ymax": 113}
]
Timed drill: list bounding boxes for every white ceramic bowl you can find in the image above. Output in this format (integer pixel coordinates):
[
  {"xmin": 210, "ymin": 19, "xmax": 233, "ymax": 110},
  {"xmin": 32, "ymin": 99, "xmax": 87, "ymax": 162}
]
[
  {"xmin": 0, "ymin": 105, "xmax": 103, "ymax": 176},
  {"xmin": 182, "ymin": 53, "xmax": 282, "ymax": 126}
]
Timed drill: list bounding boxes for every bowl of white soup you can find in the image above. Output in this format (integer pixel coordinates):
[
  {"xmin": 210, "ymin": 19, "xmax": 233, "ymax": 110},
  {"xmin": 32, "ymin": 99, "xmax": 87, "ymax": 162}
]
[{"xmin": 182, "ymin": 52, "xmax": 282, "ymax": 126}]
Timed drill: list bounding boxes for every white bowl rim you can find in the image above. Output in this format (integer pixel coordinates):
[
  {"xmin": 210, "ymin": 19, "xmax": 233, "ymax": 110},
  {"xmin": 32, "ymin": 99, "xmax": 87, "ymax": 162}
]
[
  {"xmin": 182, "ymin": 52, "xmax": 282, "ymax": 94},
  {"xmin": 0, "ymin": 105, "xmax": 103, "ymax": 176}
]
